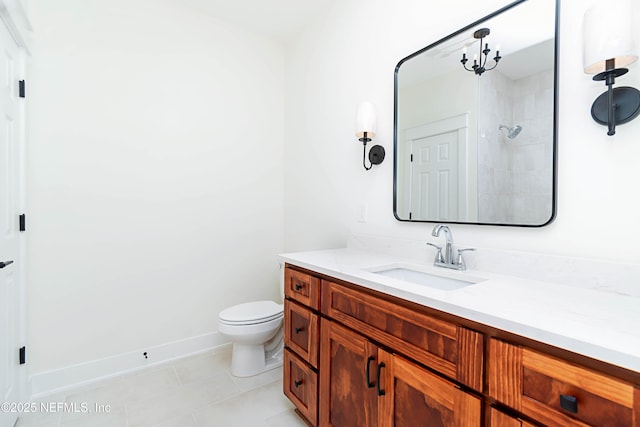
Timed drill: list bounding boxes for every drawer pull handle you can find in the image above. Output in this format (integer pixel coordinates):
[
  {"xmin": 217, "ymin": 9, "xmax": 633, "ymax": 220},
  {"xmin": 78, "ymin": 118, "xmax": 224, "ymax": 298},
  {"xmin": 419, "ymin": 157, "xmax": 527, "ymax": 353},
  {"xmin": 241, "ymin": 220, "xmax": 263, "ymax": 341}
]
[
  {"xmin": 294, "ymin": 327, "xmax": 304, "ymax": 334},
  {"xmin": 560, "ymin": 394, "xmax": 578, "ymax": 414},
  {"xmin": 294, "ymin": 283, "xmax": 303, "ymax": 291},
  {"xmin": 365, "ymin": 356, "xmax": 375, "ymax": 388},
  {"xmin": 294, "ymin": 379, "xmax": 303, "ymax": 388},
  {"xmin": 377, "ymin": 362, "xmax": 386, "ymax": 396}
]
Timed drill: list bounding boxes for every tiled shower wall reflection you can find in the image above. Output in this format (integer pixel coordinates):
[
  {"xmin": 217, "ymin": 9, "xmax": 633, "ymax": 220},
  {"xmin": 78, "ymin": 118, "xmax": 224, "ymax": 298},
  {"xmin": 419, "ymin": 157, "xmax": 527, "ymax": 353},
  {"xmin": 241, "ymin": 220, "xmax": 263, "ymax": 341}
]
[{"xmin": 478, "ymin": 68, "xmax": 554, "ymax": 224}]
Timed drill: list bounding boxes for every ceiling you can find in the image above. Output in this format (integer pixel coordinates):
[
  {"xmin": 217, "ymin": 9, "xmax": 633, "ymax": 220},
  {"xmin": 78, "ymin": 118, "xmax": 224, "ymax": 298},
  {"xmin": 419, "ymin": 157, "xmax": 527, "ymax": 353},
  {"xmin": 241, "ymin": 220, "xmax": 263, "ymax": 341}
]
[
  {"xmin": 398, "ymin": 0, "xmax": 556, "ymax": 86},
  {"xmin": 175, "ymin": 0, "xmax": 338, "ymax": 42}
]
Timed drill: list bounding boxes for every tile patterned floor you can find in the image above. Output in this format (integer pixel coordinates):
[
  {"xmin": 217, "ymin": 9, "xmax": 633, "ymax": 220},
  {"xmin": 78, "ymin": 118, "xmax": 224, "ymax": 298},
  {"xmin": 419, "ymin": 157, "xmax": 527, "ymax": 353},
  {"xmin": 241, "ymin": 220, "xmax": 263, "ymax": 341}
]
[{"xmin": 16, "ymin": 346, "xmax": 307, "ymax": 427}]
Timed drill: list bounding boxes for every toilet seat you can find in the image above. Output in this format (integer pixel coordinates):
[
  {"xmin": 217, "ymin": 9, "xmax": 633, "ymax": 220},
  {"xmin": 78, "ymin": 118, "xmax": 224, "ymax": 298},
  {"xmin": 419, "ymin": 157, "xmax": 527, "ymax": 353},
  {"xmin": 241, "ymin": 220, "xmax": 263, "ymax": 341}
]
[{"xmin": 219, "ymin": 300, "xmax": 284, "ymax": 326}]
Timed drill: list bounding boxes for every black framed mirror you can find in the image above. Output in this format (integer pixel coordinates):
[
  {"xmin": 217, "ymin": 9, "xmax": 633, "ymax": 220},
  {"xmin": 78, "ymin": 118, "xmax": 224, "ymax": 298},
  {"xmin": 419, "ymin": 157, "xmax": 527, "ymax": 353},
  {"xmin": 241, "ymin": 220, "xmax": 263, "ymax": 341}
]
[{"xmin": 393, "ymin": 0, "xmax": 558, "ymax": 226}]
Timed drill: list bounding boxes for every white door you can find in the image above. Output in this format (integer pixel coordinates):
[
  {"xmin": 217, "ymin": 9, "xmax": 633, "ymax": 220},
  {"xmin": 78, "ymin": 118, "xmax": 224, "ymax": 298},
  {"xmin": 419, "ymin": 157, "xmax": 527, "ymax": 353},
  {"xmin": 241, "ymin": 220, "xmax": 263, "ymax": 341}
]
[
  {"xmin": 410, "ymin": 132, "xmax": 459, "ymax": 221},
  {"xmin": 0, "ymin": 17, "xmax": 22, "ymax": 427},
  {"xmin": 402, "ymin": 113, "xmax": 475, "ymax": 222}
]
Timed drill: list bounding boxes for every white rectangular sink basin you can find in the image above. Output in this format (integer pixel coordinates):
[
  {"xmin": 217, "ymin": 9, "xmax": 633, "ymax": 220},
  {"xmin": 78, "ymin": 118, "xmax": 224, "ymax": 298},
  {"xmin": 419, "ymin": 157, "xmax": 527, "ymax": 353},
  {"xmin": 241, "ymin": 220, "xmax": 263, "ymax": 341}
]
[{"xmin": 371, "ymin": 265, "xmax": 484, "ymax": 291}]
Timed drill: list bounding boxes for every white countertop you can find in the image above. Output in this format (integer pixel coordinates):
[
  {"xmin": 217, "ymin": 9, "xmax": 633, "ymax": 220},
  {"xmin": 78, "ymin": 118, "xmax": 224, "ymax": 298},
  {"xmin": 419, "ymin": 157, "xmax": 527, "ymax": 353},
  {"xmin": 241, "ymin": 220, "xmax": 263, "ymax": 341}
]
[{"xmin": 279, "ymin": 247, "xmax": 640, "ymax": 373}]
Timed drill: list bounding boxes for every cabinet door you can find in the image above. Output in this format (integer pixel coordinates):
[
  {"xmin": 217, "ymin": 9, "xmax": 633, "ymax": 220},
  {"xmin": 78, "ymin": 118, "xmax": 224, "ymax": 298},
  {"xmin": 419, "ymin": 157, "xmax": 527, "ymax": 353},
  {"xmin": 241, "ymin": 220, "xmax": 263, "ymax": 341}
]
[
  {"xmin": 320, "ymin": 319, "xmax": 379, "ymax": 427},
  {"xmin": 489, "ymin": 407, "xmax": 537, "ymax": 427},
  {"xmin": 378, "ymin": 351, "xmax": 481, "ymax": 427}
]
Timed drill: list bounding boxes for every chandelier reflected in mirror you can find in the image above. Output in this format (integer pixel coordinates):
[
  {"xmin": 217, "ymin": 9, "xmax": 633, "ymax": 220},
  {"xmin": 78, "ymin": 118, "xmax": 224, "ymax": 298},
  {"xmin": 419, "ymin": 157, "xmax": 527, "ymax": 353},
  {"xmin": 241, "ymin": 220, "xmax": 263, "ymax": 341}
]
[{"xmin": 460, "ymin": 28, "xmax": 501, "ymax": 76}]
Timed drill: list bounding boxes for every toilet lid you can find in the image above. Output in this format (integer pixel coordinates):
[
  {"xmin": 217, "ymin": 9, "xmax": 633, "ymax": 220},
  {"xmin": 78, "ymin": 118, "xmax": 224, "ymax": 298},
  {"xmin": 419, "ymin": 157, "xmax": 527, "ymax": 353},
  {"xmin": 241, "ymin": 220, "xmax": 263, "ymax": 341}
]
[{"xmin": 219, "ymin": 300, "xmax": 284, "ymax": 325}]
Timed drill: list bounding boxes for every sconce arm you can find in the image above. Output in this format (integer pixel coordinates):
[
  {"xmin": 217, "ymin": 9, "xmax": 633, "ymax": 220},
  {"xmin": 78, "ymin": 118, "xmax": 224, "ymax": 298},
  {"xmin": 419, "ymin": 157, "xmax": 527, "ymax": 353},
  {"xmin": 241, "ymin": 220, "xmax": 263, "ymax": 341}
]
[
  {"xmin": 606, "ymin": 82, "xmax": 616, "ymax": 136},
  {"xmin": 358, "ymin": 131, "xmax": 385, "ymax": 171},
  {"xmin": 362, "ymin": 142, "xmax": 373, "ymax": 171}
]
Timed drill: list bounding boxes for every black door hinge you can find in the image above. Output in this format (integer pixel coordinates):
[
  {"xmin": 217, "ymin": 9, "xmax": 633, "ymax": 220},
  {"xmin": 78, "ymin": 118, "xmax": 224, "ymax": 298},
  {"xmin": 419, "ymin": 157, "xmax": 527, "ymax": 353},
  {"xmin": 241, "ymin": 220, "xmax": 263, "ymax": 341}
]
[
  {"xmin": 19, "ymin": 214, "xmax": 25, "ymax": 231},
  {"xmin": 19, "ymin": 346, "xmax": 26, "ymax": 365},
  {"xmin": 409, "ymin": 212, "xmax": 412, "ymax": 220},
  {"xmin": 18, "ymin": 80, "xmax": 25, "ymax": 98},
  {"xmin": 410, "ymin": 154, "xmax": 413, "ymax": 162}
]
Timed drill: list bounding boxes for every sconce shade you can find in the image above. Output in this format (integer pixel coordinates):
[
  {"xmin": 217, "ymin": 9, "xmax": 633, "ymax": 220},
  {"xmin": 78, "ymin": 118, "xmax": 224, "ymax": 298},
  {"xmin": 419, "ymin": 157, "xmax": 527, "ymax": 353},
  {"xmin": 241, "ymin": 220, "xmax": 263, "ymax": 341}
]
[
  {"xmin": 355, "ymin": 101, "xmax": 377, "ymax": 138},
  {"xmin": 583, "ymin": 0, "xmax": 638, "ymax": 74}
]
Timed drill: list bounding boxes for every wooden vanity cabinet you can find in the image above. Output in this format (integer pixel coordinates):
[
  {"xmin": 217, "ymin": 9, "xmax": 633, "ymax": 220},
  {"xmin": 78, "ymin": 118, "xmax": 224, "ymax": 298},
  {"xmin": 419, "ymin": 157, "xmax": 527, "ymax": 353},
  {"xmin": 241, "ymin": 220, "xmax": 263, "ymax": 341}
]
[
  {"xmin": 319, "ymin": 319, "xmax": 481, "ymax": 427},
  {"xmin": 283, "ymin": 264, "xmax": 640, "ymax": 427},
  {"xmin": 489, "ymin": 338, "xmax": 640, "ymax": 427},
  {"xmin": 319, "ymin": 278, "xmax": 483, "ymax": 427},
  {"xmin": 321, "ymin": 279, "xmax": 484, "ymax": 392},
  {"xmin": 283, "ymin": 266, "xmax": 484, "ymax": 426}
]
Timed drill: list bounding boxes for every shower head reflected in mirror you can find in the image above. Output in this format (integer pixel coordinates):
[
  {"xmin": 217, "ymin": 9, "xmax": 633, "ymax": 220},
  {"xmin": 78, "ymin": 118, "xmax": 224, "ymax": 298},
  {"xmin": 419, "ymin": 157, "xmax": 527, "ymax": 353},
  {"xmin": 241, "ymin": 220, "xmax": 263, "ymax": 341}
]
[{"xmin": 499, "ymin": 124, "xmax": 522, "ymax": 139}]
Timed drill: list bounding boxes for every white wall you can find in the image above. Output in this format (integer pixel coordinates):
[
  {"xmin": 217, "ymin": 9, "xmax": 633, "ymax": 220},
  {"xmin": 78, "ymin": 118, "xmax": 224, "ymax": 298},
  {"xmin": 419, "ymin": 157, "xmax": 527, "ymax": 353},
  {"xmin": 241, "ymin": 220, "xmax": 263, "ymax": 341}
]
[
  {"xmin": 284, "ymin": 0, "xmax": 640, "ymax": 265},
  {"xmin": 27, "ymin": 0, "xmax": 285, "ymax": 374}
]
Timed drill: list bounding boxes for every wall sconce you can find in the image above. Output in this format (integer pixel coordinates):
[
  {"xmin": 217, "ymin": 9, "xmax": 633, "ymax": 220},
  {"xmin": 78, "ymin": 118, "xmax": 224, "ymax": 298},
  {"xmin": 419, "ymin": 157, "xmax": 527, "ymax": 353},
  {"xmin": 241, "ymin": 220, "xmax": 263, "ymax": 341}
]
[
  {"xmin": 460, "ymin": 28, "xmax": 501, "ymax": 76},
  {"xmin": 583, "ymin": 0, "xmax": 640, "ymax": 136},
  {"xmin": 355, "ymin": 101, "xmax": 385, "ymax": 170}
]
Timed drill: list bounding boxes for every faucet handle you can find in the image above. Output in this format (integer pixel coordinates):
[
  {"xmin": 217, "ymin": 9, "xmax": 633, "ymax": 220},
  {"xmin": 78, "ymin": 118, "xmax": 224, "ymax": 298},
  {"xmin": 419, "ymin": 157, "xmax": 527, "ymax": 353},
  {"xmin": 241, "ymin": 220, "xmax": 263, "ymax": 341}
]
[
  {"xmin": 456, "ymin": 248, "xmax": 476, "ymax": 270},
  {"xmin": 427, "ymin": 242, "xmax": 445, "ymax": 263}
]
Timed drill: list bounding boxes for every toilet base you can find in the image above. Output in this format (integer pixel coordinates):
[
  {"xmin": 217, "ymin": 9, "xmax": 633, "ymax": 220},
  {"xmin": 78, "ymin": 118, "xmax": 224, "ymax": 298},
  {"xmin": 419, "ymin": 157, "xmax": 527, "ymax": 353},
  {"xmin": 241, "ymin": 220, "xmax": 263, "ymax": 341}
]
[{"xmin": 230, "ymin": 342, "xmax": 283, "ymax": 377}]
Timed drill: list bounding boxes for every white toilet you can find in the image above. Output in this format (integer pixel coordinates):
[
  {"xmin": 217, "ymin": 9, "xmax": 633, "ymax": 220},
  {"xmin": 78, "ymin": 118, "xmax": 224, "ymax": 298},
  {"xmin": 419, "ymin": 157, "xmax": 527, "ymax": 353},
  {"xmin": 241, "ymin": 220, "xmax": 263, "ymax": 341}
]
[{"xmin": 217, "ymin": 267, "xmax": 285, "ymax": 377}]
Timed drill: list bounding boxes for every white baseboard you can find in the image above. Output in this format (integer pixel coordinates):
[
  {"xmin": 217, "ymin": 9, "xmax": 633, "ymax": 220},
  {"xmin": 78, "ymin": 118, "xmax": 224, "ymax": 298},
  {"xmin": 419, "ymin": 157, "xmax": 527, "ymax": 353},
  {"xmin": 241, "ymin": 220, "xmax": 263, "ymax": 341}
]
[{"xmin": 30, "ymin": 332, "xmax": 229, "ymax": 399}]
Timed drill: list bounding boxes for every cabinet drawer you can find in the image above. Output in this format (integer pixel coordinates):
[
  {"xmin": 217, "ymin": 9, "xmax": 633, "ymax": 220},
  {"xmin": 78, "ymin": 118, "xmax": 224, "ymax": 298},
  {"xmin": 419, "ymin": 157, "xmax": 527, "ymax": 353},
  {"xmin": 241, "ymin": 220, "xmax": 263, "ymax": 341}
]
[
  {"xmin": 285, "ymin": 267, "xmax": 320, "ymax": 310},
  {"xmin": 321, "ymin": 280, "xmax": 483, "ymax": 391},
  {"xmin": 284, "ymin": 349, "xmax": 318, "ymax": 426},
  {"xmin": 285, "ymin": 299, "xmax": 319, "ymax": 368},
  {"xmin": 489, "ymin": 338, "xmax": 640, "ymax": 427}
]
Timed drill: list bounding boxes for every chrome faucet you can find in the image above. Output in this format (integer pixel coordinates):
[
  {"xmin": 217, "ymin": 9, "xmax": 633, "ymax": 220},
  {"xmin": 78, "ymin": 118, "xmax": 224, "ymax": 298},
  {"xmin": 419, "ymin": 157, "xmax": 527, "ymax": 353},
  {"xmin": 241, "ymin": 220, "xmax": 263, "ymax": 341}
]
[
  {"xmin": 432, "ymin": 224, "xmax": 454, "ymax": 264},
  {"xmin": 427, "ymin": 225, "xmax": 475, "ymax": 271}
]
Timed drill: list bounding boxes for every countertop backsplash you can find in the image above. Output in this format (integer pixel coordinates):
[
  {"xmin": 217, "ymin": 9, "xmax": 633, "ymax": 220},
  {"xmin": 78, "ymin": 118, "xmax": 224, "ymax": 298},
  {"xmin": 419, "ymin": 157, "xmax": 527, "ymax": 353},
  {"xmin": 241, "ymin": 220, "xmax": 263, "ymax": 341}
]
[{"xmin": 347, "ymin": 232, "xmax": 640, "ymax": 298}]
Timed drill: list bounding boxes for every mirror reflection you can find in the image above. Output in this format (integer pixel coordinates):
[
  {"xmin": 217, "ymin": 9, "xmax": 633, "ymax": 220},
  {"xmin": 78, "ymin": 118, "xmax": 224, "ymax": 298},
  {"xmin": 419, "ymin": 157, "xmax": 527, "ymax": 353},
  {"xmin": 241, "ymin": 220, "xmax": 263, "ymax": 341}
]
[{"xmin": 394, "ymin": 0, "xmax": 557, "ymax": 226}]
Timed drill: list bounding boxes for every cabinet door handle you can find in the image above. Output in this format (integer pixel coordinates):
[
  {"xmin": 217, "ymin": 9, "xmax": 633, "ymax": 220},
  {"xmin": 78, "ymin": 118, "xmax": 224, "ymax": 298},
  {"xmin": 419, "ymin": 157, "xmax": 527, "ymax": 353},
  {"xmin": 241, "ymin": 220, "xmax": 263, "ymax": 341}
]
[
  {"xmin": 365, "ymin": 356, "xmax": 375, "ymax": 388},
  {"xmin": 0, "ymin": 260, "xmax": 14, "ymax": 269},
  {"xmin": 560, "ymin": 394, "xmax": 578, "ymax": 413},
  {"xmin": 294, "ymin": 379, "xmax": 303, "ymax": 388},
  {"xmin": 294, "ymin": 283, "xmax": 303, "ymax": 291},
  {"xmin": 376, "ymin": 362, "xmax": 386, "ymax": 396},
  {"xmin": 294, "ymin": 327, "xmax": 304, "ymax": 334}
]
